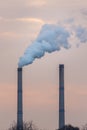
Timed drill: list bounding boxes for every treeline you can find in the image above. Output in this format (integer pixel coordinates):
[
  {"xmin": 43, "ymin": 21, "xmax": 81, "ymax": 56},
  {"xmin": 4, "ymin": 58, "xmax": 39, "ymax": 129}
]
[
  {"xmin": 8, "ymin": 121, "xmax": 38, "ymax": 130},
  {"xmin": 8, "ymin": 121, "xmax": 87, "ymax": 130}
]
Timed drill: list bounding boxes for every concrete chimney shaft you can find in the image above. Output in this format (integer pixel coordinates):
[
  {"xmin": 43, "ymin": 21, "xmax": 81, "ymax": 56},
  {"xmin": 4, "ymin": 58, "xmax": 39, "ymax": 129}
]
[
  {"xmin": 59, "ymin": 64, "xmax": 65, "ymax": 129},
  {"xmin": 17, "ymin": 68, "xmax": 23, "ymax": 130}
]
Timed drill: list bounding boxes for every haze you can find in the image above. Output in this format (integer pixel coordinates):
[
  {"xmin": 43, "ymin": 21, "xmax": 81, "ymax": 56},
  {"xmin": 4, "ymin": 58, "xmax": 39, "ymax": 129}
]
[{"xmin": 0, "ymin": 0, "xmax": 87, "ymax": 130}]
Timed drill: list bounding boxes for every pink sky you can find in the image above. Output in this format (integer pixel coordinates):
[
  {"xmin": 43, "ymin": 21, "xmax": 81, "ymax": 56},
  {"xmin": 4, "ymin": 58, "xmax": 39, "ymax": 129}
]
[{"xmin": 0, "ymin": 0, "xmax": 87, "ymax": 130}]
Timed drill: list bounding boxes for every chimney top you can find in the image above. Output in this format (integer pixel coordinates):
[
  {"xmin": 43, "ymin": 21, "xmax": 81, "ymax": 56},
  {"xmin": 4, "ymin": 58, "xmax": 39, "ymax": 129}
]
[
  {"xmin": 18, "ymin": 67, "xmax": 22, "ymax": 71},
  {"xmin": 59, "ymin": 64, "xmax": 64, "ymax": 68}
]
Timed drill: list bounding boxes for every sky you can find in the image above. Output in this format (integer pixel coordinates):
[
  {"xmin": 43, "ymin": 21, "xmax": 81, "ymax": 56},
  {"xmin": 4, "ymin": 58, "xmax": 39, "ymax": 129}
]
[{"xmin": 0, "ymin": 0, "xmax": 87, "ymax": 130}]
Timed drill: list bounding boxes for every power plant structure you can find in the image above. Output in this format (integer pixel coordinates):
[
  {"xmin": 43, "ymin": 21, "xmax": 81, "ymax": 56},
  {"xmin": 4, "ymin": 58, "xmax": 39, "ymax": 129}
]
[
  {"xmin": 17, "ymin": 68, "xmax": 23, "ymax": 130},
  {"xmin": 16, "ymin": 65, "xmax": 65, "ymax": 130},
  {"xmin": 59, "ymin": 64, "xmax": 65, "ymax": 129}
]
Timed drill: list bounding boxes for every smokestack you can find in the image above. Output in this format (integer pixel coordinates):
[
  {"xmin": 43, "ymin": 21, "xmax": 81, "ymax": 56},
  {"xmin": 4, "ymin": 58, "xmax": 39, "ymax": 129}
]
[
  {"xmin": 17, "ymin": 68, "xmax": 23, "ymax": 130},
  {"xmin": 59, "ymin": 64, "xmax": 65, "ymax": 129}
]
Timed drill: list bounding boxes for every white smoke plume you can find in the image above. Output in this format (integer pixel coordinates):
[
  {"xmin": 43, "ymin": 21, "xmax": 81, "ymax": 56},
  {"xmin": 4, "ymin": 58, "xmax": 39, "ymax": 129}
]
[
  {"xmin": 75, "ymin": 26, "xmax": 87, "ymax": 43},
  {"xmin": 18, "ymin": 23, "xmax": 87, "ymax": 67}
]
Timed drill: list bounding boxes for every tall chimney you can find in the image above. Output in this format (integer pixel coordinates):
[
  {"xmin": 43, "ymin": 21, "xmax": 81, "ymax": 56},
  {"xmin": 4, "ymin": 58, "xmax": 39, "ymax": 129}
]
[
  {"xmin": 17, "ymin": 68, "xmax": 23, "ymax": 130},
  {"xmin": 59, "ymin": 64, "xmax": 65, "ymax": 129}
]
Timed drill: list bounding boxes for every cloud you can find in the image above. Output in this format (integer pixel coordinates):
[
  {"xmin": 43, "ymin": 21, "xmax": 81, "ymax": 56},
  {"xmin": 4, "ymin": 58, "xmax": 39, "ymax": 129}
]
[
  {"xmin": 0, "ymin": 32, "xmax": 22, "ymax": 38},
  {"xmin": 0, "ymin": 16, "xmax": 44, "ymax": 24},
  {"xmin": 26, "ymin": 0, "xmax": 46, "ymax": 7},
  {"xmin": 24, "ymin": 84, "xmax": 57, "ymax": 108},
  {"xmin": 16, "ymin": 17, "xmax": 44, "ymax": 24},
  {"xmin": 81, "ymin": 8, "xmax": 87, "ymax": 16},
  {"xmin": 0, "ymin": 84, "xmax": 16, "ymax": 107},
  {"xmin": 0, "ymin": 17, "xmax": 44, "ymax": 41},
  {"xmin": 1, "ymin": 16, "xmax": 27, "ymax": 24},
  {"xmin": 0, "ymin": 16, "xmax": 3, "ymax": 20}
]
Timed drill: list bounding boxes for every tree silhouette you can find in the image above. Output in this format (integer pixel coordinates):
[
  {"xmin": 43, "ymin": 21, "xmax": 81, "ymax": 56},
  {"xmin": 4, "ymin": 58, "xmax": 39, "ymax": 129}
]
[{"xmin": 8, "ymin": 121, "xmax": 38, "ymax": 130}]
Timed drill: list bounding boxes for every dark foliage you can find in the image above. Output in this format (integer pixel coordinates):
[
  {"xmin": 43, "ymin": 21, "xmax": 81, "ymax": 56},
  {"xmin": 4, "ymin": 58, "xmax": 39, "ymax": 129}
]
[
  {"xmin": 8, "ymin": 121, "xmax": 38, "ymax": 130},
  {"xmin": 58, "ymin": 125, "xmax": 79, "ymax": 130}
]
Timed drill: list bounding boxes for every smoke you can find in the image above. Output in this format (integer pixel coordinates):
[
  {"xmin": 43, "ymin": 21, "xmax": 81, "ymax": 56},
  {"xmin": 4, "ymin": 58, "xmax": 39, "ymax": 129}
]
[
  {"xmin": 18, "ymin": 23, "xmax": 87, "ymax": 67},
  {"xmin": 75, "ymin": 26, "xmax": 87, "ymax": 43}
]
